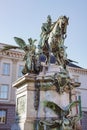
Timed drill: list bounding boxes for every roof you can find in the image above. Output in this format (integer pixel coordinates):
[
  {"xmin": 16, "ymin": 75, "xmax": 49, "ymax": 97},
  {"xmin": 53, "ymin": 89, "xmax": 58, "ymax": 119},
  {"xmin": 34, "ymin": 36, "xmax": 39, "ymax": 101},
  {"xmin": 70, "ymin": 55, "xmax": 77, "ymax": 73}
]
[{"xmin": 68, "ymin": 62, "xmax": 83, "ymax": 69}]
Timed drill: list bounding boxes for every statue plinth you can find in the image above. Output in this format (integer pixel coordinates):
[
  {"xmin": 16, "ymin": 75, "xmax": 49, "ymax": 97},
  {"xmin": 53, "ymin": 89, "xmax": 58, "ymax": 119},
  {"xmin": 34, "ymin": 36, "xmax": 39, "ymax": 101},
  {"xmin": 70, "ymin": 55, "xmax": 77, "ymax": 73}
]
[
  {"xmin": 12, "ymin": 60, "xmax": 81, "ymax": 130},
  {"xmin": 13, "ymin": 70, "xmax": 76, "ymax": 130}
]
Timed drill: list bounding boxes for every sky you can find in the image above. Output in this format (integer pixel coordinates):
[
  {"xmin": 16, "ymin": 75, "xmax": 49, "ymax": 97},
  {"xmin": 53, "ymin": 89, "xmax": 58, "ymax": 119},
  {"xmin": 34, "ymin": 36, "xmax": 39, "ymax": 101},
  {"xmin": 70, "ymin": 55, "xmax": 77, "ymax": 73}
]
[{"xmin": 0, "ymin": 0, "xmax": 87, "ymax": 69}]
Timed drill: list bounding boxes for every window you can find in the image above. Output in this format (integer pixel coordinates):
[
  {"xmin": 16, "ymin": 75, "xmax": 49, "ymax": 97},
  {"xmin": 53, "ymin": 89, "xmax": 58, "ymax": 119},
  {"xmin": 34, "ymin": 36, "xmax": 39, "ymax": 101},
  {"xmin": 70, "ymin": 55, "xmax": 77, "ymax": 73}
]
[
  {"xmin": 0, "ymin": 110, "xmax": 6, "ymax": 124},
  {"xmin": 18, "ymin": 65, "xmax": 24, "ymax": 77},
  {"xmin": 72, "ymin": 75, "xmax": 79, "ymax": 82},
  {"xmin": 78, "ymin": 95, "xmax": 82, "ymax": 117},
  {"xmin": 0, "ymin": 85, "xmax": 9, "ymax": 100},
  {"xmin": 3, "ymin": 63, "xmax": 10, "ymax": 75}
]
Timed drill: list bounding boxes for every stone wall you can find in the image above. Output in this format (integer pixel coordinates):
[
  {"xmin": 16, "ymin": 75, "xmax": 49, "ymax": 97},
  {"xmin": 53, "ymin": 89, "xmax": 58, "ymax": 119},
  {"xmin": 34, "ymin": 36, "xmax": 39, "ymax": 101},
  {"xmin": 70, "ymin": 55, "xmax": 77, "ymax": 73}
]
[
  {"xmin": 82, "ymin": 111, "xmax": 87, "ymax": 130},
  {"xmin": 0, "ymin": 103, "xmax": 15, "ymax": 130}
]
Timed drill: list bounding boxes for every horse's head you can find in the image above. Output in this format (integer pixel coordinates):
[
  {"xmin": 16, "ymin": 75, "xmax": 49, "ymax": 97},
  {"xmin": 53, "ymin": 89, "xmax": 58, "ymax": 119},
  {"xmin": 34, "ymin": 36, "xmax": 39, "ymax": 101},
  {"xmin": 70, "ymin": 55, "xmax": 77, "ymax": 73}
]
[
  {"xmin": 49, "ymin": 16, "xmax": 69, "ymax": 40},
  {"xmin": 57, "ymin": 16, "xmax": 69, "ymax": 35}
]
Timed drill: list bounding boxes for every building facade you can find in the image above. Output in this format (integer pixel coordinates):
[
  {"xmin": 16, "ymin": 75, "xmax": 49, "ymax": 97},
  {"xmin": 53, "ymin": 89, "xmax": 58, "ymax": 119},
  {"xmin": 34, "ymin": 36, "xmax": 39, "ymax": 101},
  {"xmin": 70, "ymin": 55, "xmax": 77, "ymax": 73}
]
[
  {"xmin": 0, "ymin": 43, "xmax": 87, "ymax": 130},
  {"xmin": 0, "ymin": 43, "xmax": 25, "ymax": 130},
  {"xmin": 68, "ymin": 65, "xmax": 87, "ymax": 130}
]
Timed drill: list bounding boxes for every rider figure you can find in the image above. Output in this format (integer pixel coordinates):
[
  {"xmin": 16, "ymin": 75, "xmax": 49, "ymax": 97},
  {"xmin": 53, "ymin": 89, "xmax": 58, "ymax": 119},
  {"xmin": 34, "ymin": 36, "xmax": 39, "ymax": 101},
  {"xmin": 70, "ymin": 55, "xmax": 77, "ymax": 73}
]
[{"xmin": 39, "ymin": 15, "xmax": 52, "ymax": 48}]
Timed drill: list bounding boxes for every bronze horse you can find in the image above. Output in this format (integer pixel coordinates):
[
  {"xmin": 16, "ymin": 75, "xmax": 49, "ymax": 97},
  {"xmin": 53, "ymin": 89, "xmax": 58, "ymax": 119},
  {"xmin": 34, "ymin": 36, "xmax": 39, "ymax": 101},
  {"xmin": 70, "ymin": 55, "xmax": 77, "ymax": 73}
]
[{"xmin": 42, "ymin": 16, "xmax": 69, "ymax": 66}]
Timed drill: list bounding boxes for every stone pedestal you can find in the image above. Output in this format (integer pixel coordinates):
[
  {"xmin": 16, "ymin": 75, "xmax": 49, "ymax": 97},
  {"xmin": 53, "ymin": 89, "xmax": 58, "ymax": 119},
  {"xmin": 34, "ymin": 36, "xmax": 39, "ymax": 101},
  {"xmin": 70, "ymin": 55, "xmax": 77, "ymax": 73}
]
[
  {"xmin": 13, "ymin": 65, "xmax": 79, "ymax": 130},
  {"xmin": 13, "ymin": 72, "xmax": 70, "ymax": 130}
]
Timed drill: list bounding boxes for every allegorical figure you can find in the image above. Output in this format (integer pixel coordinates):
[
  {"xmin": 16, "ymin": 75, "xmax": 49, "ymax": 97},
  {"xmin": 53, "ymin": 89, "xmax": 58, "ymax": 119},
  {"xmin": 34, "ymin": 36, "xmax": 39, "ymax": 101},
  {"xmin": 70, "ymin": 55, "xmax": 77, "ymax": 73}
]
[
  {"xmin": 1, "ymin": 37, "xmax": 41, "ymax": 74},
  {"xmin": 40, "ymin": 101, "xmax": 81, "ymax": 130}
]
